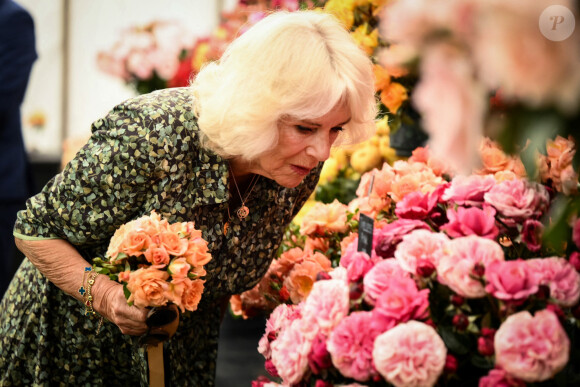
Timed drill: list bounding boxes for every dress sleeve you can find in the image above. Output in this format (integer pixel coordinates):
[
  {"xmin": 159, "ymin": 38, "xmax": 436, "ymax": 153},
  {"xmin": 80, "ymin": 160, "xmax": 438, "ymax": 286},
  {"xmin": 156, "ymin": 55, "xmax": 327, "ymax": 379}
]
[{"xmin": 13, "ymin": 101, "xmax": 162, "ymax": 245}]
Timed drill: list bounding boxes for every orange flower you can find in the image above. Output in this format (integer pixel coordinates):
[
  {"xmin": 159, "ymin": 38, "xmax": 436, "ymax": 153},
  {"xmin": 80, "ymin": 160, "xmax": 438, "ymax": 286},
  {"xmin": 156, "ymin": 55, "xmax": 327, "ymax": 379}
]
[
  {"xmin": 159, "ymin": 231, "xmax": 188, "ymax": 256},
  {"xmin": 167, "ymin": 257, "xmax": 191, "ymax": 279},
  {"xmin": 127, "ymin": 268, "xmax": 170, "ymax": 308},
  {"xmin": 304, "ymin": 237, "xmax": 330, "ymax": 255},
  {"xmin": 300, "ymin": 199, "xmax": 349, "ymax": 236},
  {"xmin": 144, "ymin": 244, "xmax": 171, "ymax": 266},
  {"xmin": 380, "ymin": 82, "xmax": 408, "ymax": 114},
  {"xmin": 122, "ymin": 230, "xmax": 153, "ymax": 257},
  {"xmin": 283, "ymin": 252, "xmax": 331, "ymax": 304},
  {"xmin": 373, "ymin": 64, "xmax": 391, "ymax": 92},
  {"xmin": 184, "ymin": 238, "xmax": 212, "ymax": 267}
]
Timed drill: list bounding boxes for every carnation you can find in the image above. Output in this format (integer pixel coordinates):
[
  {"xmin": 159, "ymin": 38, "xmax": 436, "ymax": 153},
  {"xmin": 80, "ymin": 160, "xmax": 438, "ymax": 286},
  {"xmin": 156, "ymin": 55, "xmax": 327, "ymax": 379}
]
[{"xmin": 373, "ymin": 321, "xmax": 447, "ymax": 387}]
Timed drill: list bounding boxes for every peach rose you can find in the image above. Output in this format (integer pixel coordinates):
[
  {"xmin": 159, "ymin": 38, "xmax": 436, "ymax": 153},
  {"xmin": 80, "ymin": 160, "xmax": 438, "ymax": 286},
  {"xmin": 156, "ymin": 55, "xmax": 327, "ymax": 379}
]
[
  {"xmin": 356, "ymin": 165, "xmax": 395, "ymax": 200},
  {"xmin": 300, "ymin": 199, "xmax": 349, "ymax": 236},
  {"xmin": 143, "ymin": 244, "xmax": 170, "ymax": 266},
  {"xmin": 106, "ymin": 223, "xmax": 131, "ymax": 260},
  {"xmin": 122, "ymin": 230, "xmax": 153, "ymax": 257},
  {"xmin": 304, "ymin": 237, "xmax": 330, "ymax": 255},
  {"xmin": 159, "ymin": 231, "xmax": 188, "ymax": 256},
  {"xmin": 127, "ymin": 268, "xmax": 170, "ymax": 308},
  {"xmin": 184, "ymin": 238, "xmax": 212, "ymax": 267},
  {"xmin": 179, "ymin": 278, "xmax": 205, "ymax": 312},
  {"xmin": 167, "ymin": 257, "xmax": 191, "ymax": 279},
  {"xmin": 284, "ymin": 252, "xmax": 332, "ymax": 304}
]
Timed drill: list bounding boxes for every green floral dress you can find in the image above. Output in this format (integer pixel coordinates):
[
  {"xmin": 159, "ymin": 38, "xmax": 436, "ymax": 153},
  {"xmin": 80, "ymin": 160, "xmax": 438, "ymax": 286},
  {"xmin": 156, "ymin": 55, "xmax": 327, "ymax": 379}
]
[{"xmin": 0, "ymin": 88, "xmax": 321, "ymax": 386}]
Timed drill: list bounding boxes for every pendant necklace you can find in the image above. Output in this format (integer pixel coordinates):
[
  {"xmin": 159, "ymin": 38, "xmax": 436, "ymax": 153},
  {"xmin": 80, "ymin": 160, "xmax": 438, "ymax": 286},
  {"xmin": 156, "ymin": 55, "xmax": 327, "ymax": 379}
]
[{"xmin": 224, "ymin": 163, "xmax": 259, "ymax": 234}]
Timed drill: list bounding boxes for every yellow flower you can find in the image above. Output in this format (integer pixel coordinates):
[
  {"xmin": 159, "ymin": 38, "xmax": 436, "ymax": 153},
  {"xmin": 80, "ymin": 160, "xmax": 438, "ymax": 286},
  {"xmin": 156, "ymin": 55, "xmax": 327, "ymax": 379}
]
[
  {"xmin": 380, "ymin": 82, "xmax": 408, "ymax": 114},
  {"xmin": 292, "ymin": 198, "xmax": 317, "ymax": 226},
  {"xmin": 375, "ymin": 116, "xmax": 390, "ymax": 136},
  {"xmin": 192, "ymin": 42, "xmax": 210, "ymax": 72},
  {"xmin": 319, "ymin": 157, "xmax": 340, "ymax": 184},
  {"xmin": 350, "ymin": 143, "xmax": 383, "ymax": 173},
  {"xmin": 351, "ymin": 25, "xmax": 378, "ymax": 56},
  {"xmin": 324, "ymin": 0, "xmax": 356, "ymax": 30}
]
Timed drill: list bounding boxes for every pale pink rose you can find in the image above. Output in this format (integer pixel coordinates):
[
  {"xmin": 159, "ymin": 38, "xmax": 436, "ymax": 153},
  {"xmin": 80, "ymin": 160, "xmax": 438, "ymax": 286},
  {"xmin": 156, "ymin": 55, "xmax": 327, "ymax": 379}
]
[
  {"xmin": 485, "ymin": 260, "xmax": 539, "ymax": 302},
  {"xmin": 106, "ymin": 223, "xmax": 132, "ymax": 260},
  {"xmin": 373, "ymin": 219, "xmax": 430, "ymax": 259},
  {"xmin": 484, "ymin": 179, "xmax": 550, "ymax": 226},
  {"xmin": 494, "ymin": 309, "xmax": 570, "ymax": 382},
  {"xmin": 394, "ymin": 229, "xmax": 449, "ymax": 275},
  {"xmin": 340, "ymin": 247, "xmax": 376, "ymax": 283},
  {"xmin": 284, "ymin": 252, "xmax": 332, "ymax": 303},
  {"xmin": 574, "ymin": 218, "xmax": 580, "ymax": 249},
  {"xmin": 373, "ymin": 321, "xmax": 447, "ymax": 387},
  {"xmin": 327, "ymin": 311, "xmax": 381, "ymax": 382},
  {"xmin": 300, "ymin": 199, "xmax": 349, "ymax": 236},
  {"xmin": 301, "ymin": 279, "xmax": 350, "ymax": 338},
  {"xmin": 259, "ymin": 304, "xmax": 303, "ymax": 359},
  {"xmin": 412, "ymin": 42, "xmax": 486, "ymax": 175},
  {"xmin": 363, "ymin": 259, "xmax": 409, "ymax": 306},
  {"xmin": 126, "ymin": 50, "xmax": 154, "ymax": 79},
  {"xmin": 441, "ymin": 205, "xmax": 499, "ymax": 240},
  {"xmin": 270, "ymin": 319, "xmax": 313, "ymax": 386},
  {"xmin": 143, "ymin": 244, "xmax": 170, "ymax": 266},
  {"xmin": 521, "ymin": 219, "xmax": 544, "ymax": 252},
  {"xmin": 394, "ymin": 190, "xmax": 439, "ymax": 220},
  {"xmin": 437, "ymin": 236, "xmax": 505, "ymax": 298},
  {"xmin": 527, "ymin": 257, "xmax": 580, "ymax": 307},
  {"xmin": 374, "ymin": 276, "xmax": 430, "ymax": 323},
  {"xmin": 478, "ymin": 369, "xmax": 526, "ymax": 387},
  {"xmin": 329, "ymin": 267, "xmax": 348, "ymax": 282},
  {"xmin": 167, "ymin": 257, "xmax": 191, "ymax": 279},
  {"xmin": 126, "ymin": 267, "xmax": 169, "ymax": 308},
  {"xmin": 442, "ymin": 174, "xmax": 497, "ymax": 206}
]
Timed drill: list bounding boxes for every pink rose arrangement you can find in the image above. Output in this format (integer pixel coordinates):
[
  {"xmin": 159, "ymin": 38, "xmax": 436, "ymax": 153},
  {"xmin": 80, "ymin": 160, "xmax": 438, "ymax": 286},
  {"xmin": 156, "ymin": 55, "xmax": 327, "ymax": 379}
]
[
  {"xmin": 93, "ymin": 211, "xmax": 211, "ymax": 313},
  {"xmin": 246, "ymin": 133, "xmax": 580, "ymax": 386}
]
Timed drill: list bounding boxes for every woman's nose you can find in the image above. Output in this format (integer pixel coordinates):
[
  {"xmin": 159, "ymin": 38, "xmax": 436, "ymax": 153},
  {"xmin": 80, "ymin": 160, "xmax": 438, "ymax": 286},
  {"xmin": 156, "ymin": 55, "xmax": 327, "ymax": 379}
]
[{"xmin": 305, "ymin": 133, "xmax": 331, "ymax": 162}]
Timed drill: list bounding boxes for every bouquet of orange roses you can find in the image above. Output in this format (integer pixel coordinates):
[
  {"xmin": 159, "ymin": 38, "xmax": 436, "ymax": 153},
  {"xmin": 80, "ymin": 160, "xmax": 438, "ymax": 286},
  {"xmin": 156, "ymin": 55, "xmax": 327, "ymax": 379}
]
[{"xmin": 93, "ymin": 211, "xmax": 211, "ymax": 313}]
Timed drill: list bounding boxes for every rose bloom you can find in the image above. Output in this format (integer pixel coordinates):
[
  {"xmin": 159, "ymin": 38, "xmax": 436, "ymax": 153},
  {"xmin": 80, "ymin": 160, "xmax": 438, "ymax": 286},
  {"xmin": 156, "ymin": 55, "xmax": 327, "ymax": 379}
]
[
  {"xmin": 521, "ymin": 219, "xmax": 544, "ymax": 252},
  {"xmin": 442, "ymin": 174, "xmax": 497, "ymax": 206},
  {"xmin": 395, "ymin": 190, "xmax": 439, "ymax": 220},
  {"xmin": 167, "ymin": 257, "xmax": 191, "ymax": 279},
  {"xmin": 327, "ymin": 311, "xmax": 381, "ymax": 382},
  {"xmin": 527, "ymin": 257, "xmax": 580, "ymax": 307},
  {"xmin": 484, "ymin": 259, "xmax": 539, "ymax": 302},
  {"xmin": 373, "ymin": 219, "xmax": 431, "ymax": 259},
  {"xmin": 127, "ymin": 267, "xmax": 170, "ymax": 308},
  {"xmin": 494, "ymin": 309, "xmax": 570, "ymax": 382},
  {"xmin": 184, "ymin": 237, "xmax": 212, "ymax": 267},
  {"xmin": 300, "ymin": 199, "xmax": 349, "ymax": 236},
  {"xmin": 259, "ymin": 304, "xmax": 303, "ymax": 359},
  {"xmin": 304, "ymin": 237, "xmax": 330, "ymax": 255},
  {"xmin": 271, "ymin": 319, "xmax": 313, "ymax": 386},
  {"xmin": 356, "ymin": 164, "xmax": 395, "ymax": 200},
  {"xmin": 168, "ymin": 277, "xmax": 205, "ymax": 312},
  {"xmin": 340, "ymin": 243, "xmax": 376, "ymax": 283},
  {"xmin": 389, "ymin": 162, "xmax": 445, "ymax": 202},
  {"xmin": 144, "ymin": 244, "xmax": 171, "ymax": 266},
  {"xmin": 373, "ymin": 321, "xmax": 447, "ymax": 387},
  {"xmin": 437, "ymin": 235, "xmax": 505, "ymax": 298},
  {"xmin": 301, "ymin": 279, "xmax": 350, "ymax": 338},
  {"xmin": 408, "ymin": 145, "xmax": 452, "ymax": 177},
  {"xmin": 373, "ymin": 275, "xmax": 430, "ymax": 323},
  {"xmin": 483, "ymin": 179, "xmax": 550, "ymax": 226},
  {"xmin": 122, "ymin": 230, "xmax": 153, "ymax": 257},
  {"xmin": 441, "ymin": 205, "xmax": 499, "ymax": 240},
  {"xmin": 158, "ymin": 231, "xmax": 188, "ymax": 256},
  {"xmin": 284, "ymin": 252, "xmax": 332, "ymax": 303},
  {"xmin": 347, "ymin": 196, "xmax": 390, "ymax": 220},
  {"xmin": 308, "ymin": 333, "xmax": 333, "ymax": 375},
  {"xmin": 394, "ymin": 229, "xmax": 449, "ymax": 275},
  {"xmin": 476, "ymin": 137, "xmax": 526, "ymax": 178},
  {"xmin": 363, "ymin": 259, "xmax": 409, "ymax": 306},
  {"xmin": 106, "ymin": 223, "xmax": 132, "ymax": 260},
  {"xmin": 269, "ymin": 247, "xmax": 304, "ymax": 279},
  {"xmin": 478, "ymin": 368, "xmax": 526, "ymax": 387}
]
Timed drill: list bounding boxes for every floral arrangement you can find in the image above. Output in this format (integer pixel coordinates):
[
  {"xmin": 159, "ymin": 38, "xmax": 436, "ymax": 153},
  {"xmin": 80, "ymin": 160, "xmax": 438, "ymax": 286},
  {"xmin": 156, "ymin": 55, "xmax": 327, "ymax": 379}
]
[
  {"xmin": 245, "ymin": 134, "xmax": 580, "ymax": 386},
  {"xmin": 97, "ymin": 20, "xmax": 195, "ymax": 94},
  {"xmin": 93, "ymin": 211, "xmax": 211, "ymax": 313}
]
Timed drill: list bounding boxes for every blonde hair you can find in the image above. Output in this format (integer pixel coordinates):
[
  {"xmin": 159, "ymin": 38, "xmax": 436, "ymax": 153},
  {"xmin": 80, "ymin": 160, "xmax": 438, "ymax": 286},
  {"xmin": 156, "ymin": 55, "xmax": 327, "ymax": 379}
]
[{"xmin": 191, "ymin": 10, "xmax": 376, "ymax": 160}]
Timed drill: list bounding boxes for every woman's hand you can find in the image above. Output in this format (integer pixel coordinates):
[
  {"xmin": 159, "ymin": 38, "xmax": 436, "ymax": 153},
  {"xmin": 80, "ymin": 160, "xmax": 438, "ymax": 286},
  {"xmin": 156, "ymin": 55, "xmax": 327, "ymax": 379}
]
[{"xmin": 93, "ymin": 276, "xmax": 149, "ymax": 336}]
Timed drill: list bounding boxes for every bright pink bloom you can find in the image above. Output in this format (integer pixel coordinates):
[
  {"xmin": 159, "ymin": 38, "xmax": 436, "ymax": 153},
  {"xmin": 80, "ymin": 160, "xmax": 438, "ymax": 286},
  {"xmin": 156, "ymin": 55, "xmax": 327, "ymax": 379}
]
[
  {"xmin": 373, "ymin": 276, "xmax": 430, "ymax": 323},
  {"xmin": 301, "ymin": 279, "xmax": 350, "ymax": 338},
  {"xmin": 340, "ymin": 247, "xmax": 376, "ymax": 283},
  {"xmin": 327, "ymin": 311, "xmax": 381, "ymax": 382},
  {"xmin": 573, "ymin": 218, "xmax": 580, "ymax": 248},
  {"xmin": 521, "ymin": 219, "xmax": 544, "ymax": 252},
  {"xmin": 442, "ymin": 174, "xmax": 497, "ymax": 206},
  {"xmin": 308, "ymin": 333, "xmax": 332, "ymax": 375},
  {"xmin": 478, "ymin": 369, "xmax": 526, "ymax": 387},
  {"xmin": 494, "ymin": 310, "xmax": 570, "ymax": 382},
  {"xmin": 570, "ymin": 252, "xmax": 580, "ymax": 272},
  {"xmin": 373, "ymin": 321, "xmax": 447, "ymax": 387},
  {"xmin": 258, "ymin": 304, "xmax": 302, "ymax": 359},
  {"xmin": 484, "ymin": 179, "xmax": 550, "ymax": 226},
  {"xmin": 437, "ymin": 236, "xmax": 505, "ymax": 298},
  {"xmin": 485, "ymin": 259, "xmax": 540, "ymax": 301},
  {"xmin": 373, "ymin": 219, "xmax": 430, "ymax": 258},
  {"xmin": 527, "ymin": 257, "xmax": 580, "ymax": 307},
  {"xmin": 395, "ymin": 190, "xmax": 439, "ymax": 220},
  {"xmin": 363, "ymin": 259, "xmax": 409, "ymax": 306},
  {"xmin": 441, "ymin": 205, "xmax": 499, "ymax": 240},
  {"xmin": 394, "ymin": 229, "xmax": 449, "ymax": 275}
]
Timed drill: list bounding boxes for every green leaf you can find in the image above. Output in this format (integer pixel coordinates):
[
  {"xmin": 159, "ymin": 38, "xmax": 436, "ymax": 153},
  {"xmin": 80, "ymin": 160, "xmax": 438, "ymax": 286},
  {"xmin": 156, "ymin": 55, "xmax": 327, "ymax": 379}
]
[{"xmin": 438, "ymin": 325, "xmax": 472, "ymax": 355}]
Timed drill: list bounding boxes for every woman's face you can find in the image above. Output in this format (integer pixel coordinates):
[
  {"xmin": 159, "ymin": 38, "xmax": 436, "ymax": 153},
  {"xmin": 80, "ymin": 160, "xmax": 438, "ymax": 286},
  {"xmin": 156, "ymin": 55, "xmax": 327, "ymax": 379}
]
[{"xmin": 247, "ymin": 100, "xmax": 351, "ymax": 188}]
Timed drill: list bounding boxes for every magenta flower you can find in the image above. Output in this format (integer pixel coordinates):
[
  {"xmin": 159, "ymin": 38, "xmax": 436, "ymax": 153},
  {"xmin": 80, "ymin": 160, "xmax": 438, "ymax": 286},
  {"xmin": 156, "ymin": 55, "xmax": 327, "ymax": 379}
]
[
  {"xmin": 485, "ymin": 259, "xmax": 539, "ymax": 302},
  {"xmin": 373, "ymin": 219, "xmax": 430, "ymax": 258},
  {"xmin": 340, "ymin": 246, "xmax": 376, "ymax": 283},
  {"xmin": 573, "ymin": 218, "xmax": 580, "ymax": 249},
  {"xmin": 308, "ymin": 333, "xmax": 333, "ymax": 375},
  {"xmin": 440, "ymin": 205, "xmax": 499, "ymax": 239},
  {"xmin": 478, "ymin": 369, "xmax": 526, "ymax": 387},
  {"xmin": 521, "ymin": 219, "xmax": 544, "ymax": 252},
  {"xmin": 494, "ymin": 310, "xmax": 569, "ymax": 382},
  {"xmin": 395, "ymin": 190, "xmax": 439, "ymax": 220},
  {"xmin": 327, "ymin": 311, "xmax": 381, "ymax": 382}
]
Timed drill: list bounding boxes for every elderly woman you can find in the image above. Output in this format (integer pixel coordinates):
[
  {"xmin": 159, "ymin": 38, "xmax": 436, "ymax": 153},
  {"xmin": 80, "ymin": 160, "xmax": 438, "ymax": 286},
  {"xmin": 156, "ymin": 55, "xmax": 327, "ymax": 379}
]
[{"xmin": 0, "ymin": 10, "xmax": 376, "ymax": 386}]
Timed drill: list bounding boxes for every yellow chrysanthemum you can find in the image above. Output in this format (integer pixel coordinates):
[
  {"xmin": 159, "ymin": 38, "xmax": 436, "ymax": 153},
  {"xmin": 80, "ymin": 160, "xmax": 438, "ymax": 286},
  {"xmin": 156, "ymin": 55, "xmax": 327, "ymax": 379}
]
[
  {"xmin": 324, "ymin": 0, "xmax": 356, "ymax": 30},
  {"xmin": 351, "ymin": 25, "xmax": 378, "ymax": 56}
]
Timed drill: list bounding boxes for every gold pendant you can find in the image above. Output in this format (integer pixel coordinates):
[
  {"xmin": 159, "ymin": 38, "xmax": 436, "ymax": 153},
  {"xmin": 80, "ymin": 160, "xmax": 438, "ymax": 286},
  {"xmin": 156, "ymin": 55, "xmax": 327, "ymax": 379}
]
[{"xmin": 236, "ymin": 205, "xmax": 249, "ymax": 220}]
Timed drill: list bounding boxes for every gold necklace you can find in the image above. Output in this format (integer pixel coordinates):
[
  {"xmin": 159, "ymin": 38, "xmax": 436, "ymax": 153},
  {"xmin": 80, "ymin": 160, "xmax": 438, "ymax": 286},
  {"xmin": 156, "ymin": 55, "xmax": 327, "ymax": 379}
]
[{"xmin": 224, "ymin": 164, "xmax": 259, "ymax": 234}]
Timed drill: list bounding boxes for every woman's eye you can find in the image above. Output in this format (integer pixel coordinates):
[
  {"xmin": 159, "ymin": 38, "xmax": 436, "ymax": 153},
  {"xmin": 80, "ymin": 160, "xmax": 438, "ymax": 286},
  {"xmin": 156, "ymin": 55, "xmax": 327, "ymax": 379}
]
[
  {"xmin": 331, "ymin": 126, "xmax": 344, "ymax": 133},
  {"xmin": 297, "ymin": 125, "xmax": 313, "ymax": 133}
]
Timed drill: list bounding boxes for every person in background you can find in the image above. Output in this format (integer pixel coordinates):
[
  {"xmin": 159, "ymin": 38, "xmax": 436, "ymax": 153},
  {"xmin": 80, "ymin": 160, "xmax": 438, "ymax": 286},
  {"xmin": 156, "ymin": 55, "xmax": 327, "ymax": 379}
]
[
  {"xmin": 0, "ymin": 0, "xmax": 37, "ymax": 298},
  {"xmin": 0, "ymin": 10, "xmax": 376, "ymax": 386}
]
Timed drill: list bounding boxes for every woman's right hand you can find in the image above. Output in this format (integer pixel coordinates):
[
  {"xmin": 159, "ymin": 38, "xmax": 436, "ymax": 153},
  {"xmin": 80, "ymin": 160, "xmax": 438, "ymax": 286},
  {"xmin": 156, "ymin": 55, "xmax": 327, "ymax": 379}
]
[{"xmin": 93, "ymin": 276, "xmax": 149, "ymax": 336}]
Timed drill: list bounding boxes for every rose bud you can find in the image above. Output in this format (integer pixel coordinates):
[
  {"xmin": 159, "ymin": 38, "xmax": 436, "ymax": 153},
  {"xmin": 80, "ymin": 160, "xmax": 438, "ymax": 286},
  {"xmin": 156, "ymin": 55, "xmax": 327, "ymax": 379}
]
[
  {"xmin": 279, "ymin": 286, "xmax": 290, "ymax": 302},
  {"xmin": 315, "ymin": 381, "xmax": 333, "ymax": 387},
  {"xmin": 264, "ymin": 359, "xmax": 279, "ymax": 377},
  {"xmin": 452, "ymin": 313, "xmax": 469, "ymax": 331},
  {"xmin": 375, "ymin": 237, "xmax": 397, "ymax": 258},
  {"xmin": 416, "ymin": 259, "xmax": 436, "ymax": 277},
  {"xmin": 478, "ymin": 336, "xmax": 495, "ymax": 356},
  {"xmin": 316, "ymin": 271, "xmax": 332, "ymax": 281},
  {"xmin": 451, "ymin": 294, "xmax": 465, "ymax": 307},
  {"xmin": 546, "ymin": 303, "xmax": 565, "ymax": 321},
  {"xmin": 349, "ymin": 282, "xmax": 364, "ymax": 300},
  {"xmin": 472, "ymin": 263, "xmax": 485, "ymax": 278},
  {"xmin": 444, "ymin": 354, "xmax": 458, "ymax": 374},
  {"xmin": 569, "ymin": 251, "xmax": 580, "ymax": 272}
]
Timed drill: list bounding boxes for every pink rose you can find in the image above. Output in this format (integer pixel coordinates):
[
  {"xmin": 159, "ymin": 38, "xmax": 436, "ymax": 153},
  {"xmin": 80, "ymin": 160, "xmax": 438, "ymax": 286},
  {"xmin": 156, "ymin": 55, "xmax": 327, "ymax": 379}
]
[
  {"xmin": 442, "ymin": 174, "xmax": 497, "ymax": 206},
  {"xmin": 340, "ymin": 245, "xmax": 376, "ymax": 283},
  {"xmin": 494, "ymin": 310, "xmax": 570, "ymax": 382},
  {"xmin": 126, "ymin": 267, "xmax": 169, "ymax": 308},
  {"xmin": 484, "ymin": 259, "xmax": 539, "ymax": 302},
  {"xmin": 363, "ymin": 259, "xmax": 409, "ymax": 306},
  {"xmin": 437, "ymin": 236, "xmax": 505, "ymax": 298},
  {"xmin": 478, "ymin": 369, "xmax": 526, "ymax": 387},
  {"xmin": 373, "ymin": 321, "xmax": 447, "ymax": 387},
  {"xmin": 441, "ymin": 205, "xmax": 499, "ymax": 240},
  {"xmin": 570, "ymin": 252, "xmax": 580, "ymax": 272},
  {"xmin": 573, "ymin": 218, "xmax": 580, "ymax": 249},
  {"xmin": 484, "ymin": 179, "xmax": 550, "ymax": 226},
  {"xmin": 527, "ymin": 257, "xmax": 580, "ymax": 307},
  {"xmin": 301, "ymin": 279, "xmax": 350, "ymax": 338},
  {"xmin": 259, "ymin": 304, "xmax": 302, "ymax": 359},
  {"xmin": 394, "ymin": 229, "xmax": 449, "ymax": 275},
  {"xmin": 521, "ymin": 219, "xmax": 544, "ymax": 252},
  {"xmin": 270, "ymin": 319, "xmax": 313, "ymax": 386},
  {"xmin": 373, "ymin": 276, "xmax": 430, "ymax": 323},
  {"xmin": 373, "ymin": 219, "xmax": 430, "ymax": 258},
  {"xmin": 327, "ymin": 311, "xmax": 381, "ymax": 382},
  {"xmin": 394, "ymin": 190, "xmax": 439, "ymax": 220},
  {"xmin": 308, "ymin": 333, "xmax": 332, "ymax": 375}
]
